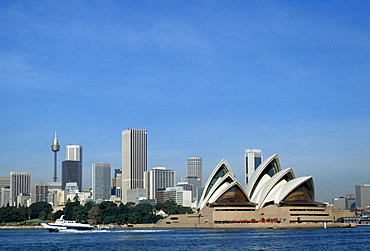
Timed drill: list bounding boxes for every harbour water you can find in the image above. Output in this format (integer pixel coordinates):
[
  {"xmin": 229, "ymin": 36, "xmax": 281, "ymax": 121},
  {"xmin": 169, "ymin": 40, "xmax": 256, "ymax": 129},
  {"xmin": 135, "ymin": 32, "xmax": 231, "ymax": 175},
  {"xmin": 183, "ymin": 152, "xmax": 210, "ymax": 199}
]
[{"xmin": 1, "ymin": 227, "xmax": 370, "ymax": 250}]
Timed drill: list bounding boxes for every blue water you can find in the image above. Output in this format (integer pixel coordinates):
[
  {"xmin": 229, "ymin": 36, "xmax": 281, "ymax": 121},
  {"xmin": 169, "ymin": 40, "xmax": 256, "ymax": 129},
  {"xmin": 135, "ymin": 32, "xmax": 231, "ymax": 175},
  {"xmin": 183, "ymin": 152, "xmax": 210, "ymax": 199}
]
[{"xmin": 0, "ymin": 227, "xmax": 370, "ymax": 250}]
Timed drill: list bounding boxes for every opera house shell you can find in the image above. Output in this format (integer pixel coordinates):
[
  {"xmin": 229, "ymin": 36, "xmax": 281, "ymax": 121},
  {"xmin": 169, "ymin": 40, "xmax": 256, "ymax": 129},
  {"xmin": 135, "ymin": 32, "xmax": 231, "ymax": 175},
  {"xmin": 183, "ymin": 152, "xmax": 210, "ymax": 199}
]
[{"xmin": 156, "ymin": 154, "xmax": 334, "ymax": 227}]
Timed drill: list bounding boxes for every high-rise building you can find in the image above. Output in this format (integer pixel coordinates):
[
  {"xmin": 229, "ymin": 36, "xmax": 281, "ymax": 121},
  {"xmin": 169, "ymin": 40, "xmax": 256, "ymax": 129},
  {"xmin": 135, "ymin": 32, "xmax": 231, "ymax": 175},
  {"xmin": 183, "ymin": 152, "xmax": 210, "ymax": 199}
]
[
  {"xmin": 144, "ymin": 167, "xmax": 175, "ymax": 200},
  {"xmin": 46, "ymin": 181, "xmax": 62, "ymax": 206},
  {"xmin": 122, "ymin": 129, "xmax": 147, "ymax": 203},
  {"xmin": 333, "ymin": 197, "xmax": 346, "ymax": 210},
  {"xmin": 62, "ymin": 161, "xmax": 82, "ymax": 191},
  {"xmin": 164, "ymin": 187, "xmax": 192, "ymax": 207},
  {"xmin": 66, "ymin": 145, "xmax": 82, "ymax": 162},
  {"xmin": 10, "ymin": 172, "xmax": 31, "ymax": 207},
  {"xmin": 244, "ymin": 149, "xmax": 263, "ymax": 187},
  {"xmin": 182, "ymin": 157, "xmax": 202, "ymax": 202},
  {"xmin": 31, "ymin": 182, "xmax": 49, "ymax": 203},
  {"xmin": 0, "ymin": 177, "xmax": 10, "ymax": 205},
  {"xmin": 112, "ymin": 169, "xmax": 122, "ymax": 198},
  {"xmin": 1, "ymin": 186, "xmax": 10, "ymax": 207},
  {"xmin": 92, "ymin": 163, "xmax": 111, "ymax": 203},
  {"xmin": 62, "ymin": 145, "xmax": 83, "ymax": 191},
  {"xmin": 355, "ymin": 185, "xmax": 370, "ymax": 208},
  {"xmin": 346, "ymin": 194, "xmax": 356, "ymax": 209}
]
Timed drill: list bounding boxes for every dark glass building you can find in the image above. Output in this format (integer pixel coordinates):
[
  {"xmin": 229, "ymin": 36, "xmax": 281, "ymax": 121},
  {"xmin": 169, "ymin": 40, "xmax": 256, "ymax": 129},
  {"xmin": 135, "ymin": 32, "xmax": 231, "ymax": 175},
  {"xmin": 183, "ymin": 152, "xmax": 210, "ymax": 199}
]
[{"xmin": 62, "ymin": 160, "xmax": 82, "ymax": 191}]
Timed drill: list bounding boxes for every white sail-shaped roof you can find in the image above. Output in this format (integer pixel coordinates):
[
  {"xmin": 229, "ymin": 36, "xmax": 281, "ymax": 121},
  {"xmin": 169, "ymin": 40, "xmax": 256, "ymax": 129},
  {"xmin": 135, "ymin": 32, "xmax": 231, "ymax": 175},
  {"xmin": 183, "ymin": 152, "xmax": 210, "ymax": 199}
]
[
  {"xmin": 253, "ymin": 168, "xmax": 295, "ymax": 208},
  {"xmin": 255, "ymin": 168, "xmax": 295, "ymax": 209},
  {"xmin": 265, "ymin": 176, "xmax": 314, "ymax": 205},
  {"xmin": 245, "ymin": 154, "xmax": 281, "ymax": 200},
  {"xmin": 198, "ymin": 159, "xmax": 234, "ymax": 210},
  {"xmin": 198, "ymin": 155, "xmax": 317, "ymax": 211}
]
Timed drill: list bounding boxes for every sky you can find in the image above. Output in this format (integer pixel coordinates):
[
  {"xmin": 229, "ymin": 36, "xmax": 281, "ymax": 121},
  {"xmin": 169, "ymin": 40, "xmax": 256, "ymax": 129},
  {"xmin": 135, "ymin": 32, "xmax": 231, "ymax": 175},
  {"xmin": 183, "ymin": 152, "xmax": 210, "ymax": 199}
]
[{"xmin": 0, "ymin": 1, "xmax": 369, "ymax": 203}]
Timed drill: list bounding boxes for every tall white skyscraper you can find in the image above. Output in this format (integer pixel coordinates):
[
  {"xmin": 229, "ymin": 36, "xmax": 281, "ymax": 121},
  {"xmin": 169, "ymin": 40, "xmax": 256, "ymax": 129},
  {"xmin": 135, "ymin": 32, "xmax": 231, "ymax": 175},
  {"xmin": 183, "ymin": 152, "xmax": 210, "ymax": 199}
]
[
  {"xmin": 92, "ymin": 163, "xmax": 111, "ymax": 203},
  {"xmin": 144, "ymin": 167, "xmax": 175, "ymax": 200},
  {"xmin": 122, "ymin": 129, "xmax": 147, "ymax": 203},
  {"xmin": 244, "ymin": 149, "xmax": 263, "ymax": 187},
  {"xmin": 66, "ymin": 145, "xmax": 82, "ymax": 162},
  {"xmin": 10, "ymin": 172, "xmax": 31, "ymax": 207}
]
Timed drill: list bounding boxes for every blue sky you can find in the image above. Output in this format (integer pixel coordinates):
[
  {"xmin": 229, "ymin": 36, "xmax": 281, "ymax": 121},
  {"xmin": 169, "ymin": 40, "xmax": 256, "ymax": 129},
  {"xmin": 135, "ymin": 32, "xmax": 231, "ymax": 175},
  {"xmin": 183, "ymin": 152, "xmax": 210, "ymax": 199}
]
[{"xmin": 0, "ymin": 1, "xmax": 369, "ymax": 202}]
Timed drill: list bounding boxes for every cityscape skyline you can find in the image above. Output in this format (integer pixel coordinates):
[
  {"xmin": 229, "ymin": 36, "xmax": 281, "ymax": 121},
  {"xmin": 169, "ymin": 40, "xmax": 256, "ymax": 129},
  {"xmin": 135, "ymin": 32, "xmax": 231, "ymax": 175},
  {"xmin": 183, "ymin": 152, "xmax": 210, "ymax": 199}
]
[{"xmin": 0, "ymin": 1, "xmax": 369, "ymax": 203}]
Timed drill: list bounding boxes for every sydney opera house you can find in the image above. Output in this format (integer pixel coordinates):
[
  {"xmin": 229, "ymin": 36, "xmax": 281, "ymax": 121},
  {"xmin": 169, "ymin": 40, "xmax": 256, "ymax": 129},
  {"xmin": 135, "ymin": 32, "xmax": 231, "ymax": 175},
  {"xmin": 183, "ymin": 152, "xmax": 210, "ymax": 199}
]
[{"xmin": 156, "ymin": 154, "xmax": 336, "ymax": 228}]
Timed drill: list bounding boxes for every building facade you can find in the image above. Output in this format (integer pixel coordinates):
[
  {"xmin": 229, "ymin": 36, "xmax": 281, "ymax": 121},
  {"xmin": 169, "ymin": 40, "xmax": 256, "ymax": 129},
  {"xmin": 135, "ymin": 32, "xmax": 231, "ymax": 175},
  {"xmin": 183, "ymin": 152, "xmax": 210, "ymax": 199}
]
[
  {"xmin": 164, "ymin": 187, "xmax": 192, "ymax": 207},
  {"xmin": 92, "ymin": 163, "xmax": 111, "ymax": 203},
  {"xmin": 244, "ymin": 149, "xmax": 262, "ymax": 187},
  {"xmin": 182, "ymin": 157, "xmax": 202, "ymax": 202},
  {"xmin": 355, "ymin": 185, "xmax": 370, "ymax": 208},
  {"xmin": 112, "ymin": 169, "xmax": 122, "ymax": 198},
  {"xmin": 144, "ymin": 167, "xmax": 175, "ymax": 201},
  {"xmin": 10, "ymin": 172, "xmax": 31, "ymax": 207},
  {"xmin": 66, "ymin": 145, "xmax": 82, "ymax": 162},
  {"xmin": 122, "ymin": 129, "xmax": 147, "ymax": 203},
  {"xmin": 1, "ymin": 186, "xmax": 10, "ymax": 207},
  {"xmin": 31, "ymin": 182, "xmax": 49, "ymax": 203},
  {"xmin": 62, "ymin": 160, "xmax": 82, "ymax": 191},
  {"xmin": 0, "ymin": 177, "xmax": 10, "ymax": 206}
]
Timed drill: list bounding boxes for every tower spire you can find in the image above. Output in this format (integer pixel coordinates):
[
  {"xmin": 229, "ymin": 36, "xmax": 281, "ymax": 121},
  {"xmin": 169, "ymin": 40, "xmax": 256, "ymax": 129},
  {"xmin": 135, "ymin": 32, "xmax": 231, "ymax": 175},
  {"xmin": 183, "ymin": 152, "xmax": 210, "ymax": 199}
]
[{"xmin": 51, "ymin": 132, "xmax": 60, "ymax": 182}]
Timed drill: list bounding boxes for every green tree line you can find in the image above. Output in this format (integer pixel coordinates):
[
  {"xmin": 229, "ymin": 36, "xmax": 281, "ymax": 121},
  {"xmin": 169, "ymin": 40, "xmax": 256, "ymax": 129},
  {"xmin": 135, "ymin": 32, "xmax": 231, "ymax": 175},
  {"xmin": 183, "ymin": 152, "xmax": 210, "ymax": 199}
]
[{"xmin": 0, "ymin": 199, "xmax": 192, "ymax": 224}]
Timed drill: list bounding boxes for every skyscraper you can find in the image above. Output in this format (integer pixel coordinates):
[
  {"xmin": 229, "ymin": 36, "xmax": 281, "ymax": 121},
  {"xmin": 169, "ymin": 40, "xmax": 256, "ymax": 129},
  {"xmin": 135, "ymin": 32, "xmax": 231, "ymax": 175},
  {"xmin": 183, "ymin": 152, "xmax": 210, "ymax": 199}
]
[
  {"xmin": 355, "ymin": 184, "xmax": 370, "ymax": 208},
  {"xmin": 112, "ymin": 169, "xmax": 122, "ymax": 198},
  {"xmin": 244, "ymin": 149, "xmax": 262, "ymax": 187},
  {"xmin": 182, "ymin": 157, "xmax": 202, "ymax": 202},
  {"xmin": 62, "ymin": 161, "xmax": 82, "ymax": 191},
  {"xmin": 144, "ymin": 167, "xmax": 175, "ymax": 200},
  {"xmin": 10, "ymin": 172, "xmax": 31, "ymax": 207},
  {"xmin": 66, "ymin": 145, "xmax": 82, "ymax": 162},
  {"xmin": 0, "ymin": 177, "xmax": 10, "ymax": 205},
  {"xmin": 62, "ymin": 145, "xmax": 83, "ymax": 191},
  {"xmin": 122, "ymin": 129, "xmax": 147, "ymax": 203},
  {"xmin": 92, "ymin": 163, "xmax": 111, "ymax": 203}
]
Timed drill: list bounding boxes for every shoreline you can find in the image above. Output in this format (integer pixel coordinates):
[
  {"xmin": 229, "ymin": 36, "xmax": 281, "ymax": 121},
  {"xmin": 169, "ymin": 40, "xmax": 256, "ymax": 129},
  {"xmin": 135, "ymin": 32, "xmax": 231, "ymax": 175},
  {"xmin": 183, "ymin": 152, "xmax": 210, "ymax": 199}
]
[{"xmin": 0, "ymin": 222, "xmax": 356, "ymax": 230}]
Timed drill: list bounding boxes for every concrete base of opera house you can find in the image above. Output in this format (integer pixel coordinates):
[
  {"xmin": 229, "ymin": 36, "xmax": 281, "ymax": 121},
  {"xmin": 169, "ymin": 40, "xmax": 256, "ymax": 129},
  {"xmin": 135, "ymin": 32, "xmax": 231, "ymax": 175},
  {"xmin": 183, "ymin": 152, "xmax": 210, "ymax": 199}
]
[{"xmin": 154, "ymin": 222, "xmax": 356, "ymax": 229}]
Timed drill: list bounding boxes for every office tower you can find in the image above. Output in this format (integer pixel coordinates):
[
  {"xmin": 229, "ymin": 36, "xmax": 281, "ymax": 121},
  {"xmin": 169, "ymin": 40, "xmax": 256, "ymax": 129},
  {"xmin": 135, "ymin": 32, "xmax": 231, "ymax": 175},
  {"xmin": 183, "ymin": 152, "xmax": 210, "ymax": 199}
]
[
  {"xmin": 46, "ymin": 181, "xmax": 62, "ymax": 206},
  {"xmin": 1, "ymin": 186, "xmax": 10, "ymax": 207},
  {"xmin": 92, "ymin": 163, "xmax": 111, "ymax": 203},
  {"xmin": 66, "ymin": 145, "xmax": 82, "ymax": 162},
  {"xmin": 346, "ymin": 194, "xmax": 356, "ymax": 209},
  {"xmin": 187, "ymin": 157, "xmax": 202, "ymax": 181},
  {"xmin": 126, "ymin": 188, "xmax": 147, "ymax": 204},
  {"xmin": 62, "ymin": 161, "xmax": 82, "ymax": 191},
  {"xmin": 0, "ymin": 177, "xmax": 10, "ymax": 205},
  {"xmin": 144, "ymin": 167, "xmax": 175, "ymax": 200},
  {"xmin": 112, "ymin": 169, "xmax": 122, "ymax": 198},
  {"xmin": 244, "ymin": 149, "xmax": 263, "ymax": 187},
  {"xmin": 164, "ymin": 187, "xmax": 192, "ymax": 207},
  {"xmin": 31, "ymin": 182, "xmax": 49, "ymax": 203},
  {"xmin": 122, "ymin": 129, "xmax": 147, "ymax": 203},
  {"xmin": 333, "ymin": 197, "xmax": 346, "ymax": 210},
  {"xmin": 182, "ymin": 157, "xmax": 202, "ymax": 202},
  {"xmin": 51, "ymin": 132, "xmax": 60, "ymax": 182},
  {"xmin": 355, "ymin": 185, "xmax": 370, "ymax": 208},
  {"xmin": 10, "ymin": 172, "xmax": 31, "ymax": 207}
]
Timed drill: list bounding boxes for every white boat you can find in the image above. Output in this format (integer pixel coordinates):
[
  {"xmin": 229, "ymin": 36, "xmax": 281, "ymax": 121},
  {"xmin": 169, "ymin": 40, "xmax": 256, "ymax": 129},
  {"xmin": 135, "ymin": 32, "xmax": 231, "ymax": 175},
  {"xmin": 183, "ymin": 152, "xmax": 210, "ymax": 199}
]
[{"xmin": 41, "ymin": 215, "xmax": 94, "ymax": 232}]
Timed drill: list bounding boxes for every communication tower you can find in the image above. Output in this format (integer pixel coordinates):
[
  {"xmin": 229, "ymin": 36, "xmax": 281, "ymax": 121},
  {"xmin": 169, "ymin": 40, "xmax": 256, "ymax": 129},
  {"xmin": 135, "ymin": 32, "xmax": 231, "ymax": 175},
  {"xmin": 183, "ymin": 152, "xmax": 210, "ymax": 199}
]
[{"xmin": 51, "ymin": 132, "xmax": 60, "ymax": 182}]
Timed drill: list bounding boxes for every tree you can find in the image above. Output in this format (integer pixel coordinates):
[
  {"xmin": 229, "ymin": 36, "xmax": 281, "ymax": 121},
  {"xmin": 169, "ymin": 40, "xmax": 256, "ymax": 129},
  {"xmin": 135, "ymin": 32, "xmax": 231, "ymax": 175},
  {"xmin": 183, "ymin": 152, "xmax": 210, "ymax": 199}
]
[
  {"xmin": 87, "ymin": 206, "xmax": 101, "ymax": 224},
  {"xmin": 28, "ymin": 202, "xmax": 52, "ymax": 220}
]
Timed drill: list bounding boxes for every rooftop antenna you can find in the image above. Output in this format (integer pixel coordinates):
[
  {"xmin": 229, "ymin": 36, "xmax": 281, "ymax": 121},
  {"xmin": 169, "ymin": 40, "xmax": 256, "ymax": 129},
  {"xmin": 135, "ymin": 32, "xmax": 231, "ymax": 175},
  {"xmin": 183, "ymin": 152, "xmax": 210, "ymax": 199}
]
[{"xmin": 51, "ymin": 131, "xmax": 60, "ymax": 182}]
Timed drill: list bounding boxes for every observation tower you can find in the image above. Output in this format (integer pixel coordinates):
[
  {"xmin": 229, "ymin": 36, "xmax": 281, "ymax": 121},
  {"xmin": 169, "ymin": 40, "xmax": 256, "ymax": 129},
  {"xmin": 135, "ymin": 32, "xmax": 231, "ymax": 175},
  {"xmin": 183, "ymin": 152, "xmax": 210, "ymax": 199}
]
[{"xmin": 51, "ymin": 132, "xmax": 60, "ymax": 182}]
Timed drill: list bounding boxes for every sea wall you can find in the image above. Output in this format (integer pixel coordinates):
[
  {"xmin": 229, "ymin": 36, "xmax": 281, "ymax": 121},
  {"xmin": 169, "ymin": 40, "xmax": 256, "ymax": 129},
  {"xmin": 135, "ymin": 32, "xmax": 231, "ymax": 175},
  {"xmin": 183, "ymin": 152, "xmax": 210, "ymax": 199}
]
[{"xmin": 154, "ymin": 222, "xmax": 356, "ymax": 229}]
